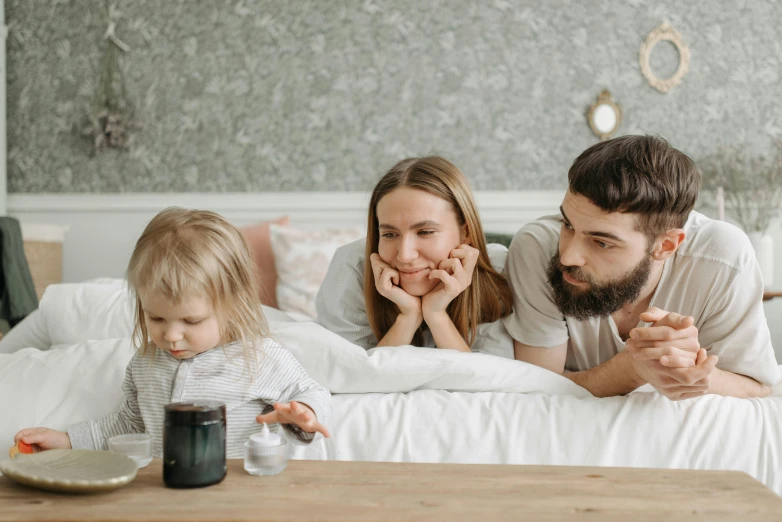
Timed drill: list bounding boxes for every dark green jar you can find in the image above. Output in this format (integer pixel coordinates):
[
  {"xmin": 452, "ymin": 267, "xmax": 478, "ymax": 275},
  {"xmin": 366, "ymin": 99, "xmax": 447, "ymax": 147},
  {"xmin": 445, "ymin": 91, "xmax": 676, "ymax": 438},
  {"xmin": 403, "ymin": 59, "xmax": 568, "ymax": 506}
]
[{"xmin": 163, "ymin": 401, "xmax": 227, "ymax": 488}]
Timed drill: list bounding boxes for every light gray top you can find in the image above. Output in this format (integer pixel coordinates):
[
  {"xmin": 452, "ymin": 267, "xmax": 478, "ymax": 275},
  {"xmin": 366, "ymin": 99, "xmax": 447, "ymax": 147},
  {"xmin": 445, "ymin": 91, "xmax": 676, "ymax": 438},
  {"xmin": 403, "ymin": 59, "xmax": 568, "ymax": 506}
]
[
  {"xmin": 67, "ymin": 338, "xmax": 332, "ymax": 458},
  {"xmin": 502, "ymin": 211, "xmax": 781, "ymax": 386},
  {"xmin": 315, "ymin": 239, "xmax": 514, "ymax": 359}
]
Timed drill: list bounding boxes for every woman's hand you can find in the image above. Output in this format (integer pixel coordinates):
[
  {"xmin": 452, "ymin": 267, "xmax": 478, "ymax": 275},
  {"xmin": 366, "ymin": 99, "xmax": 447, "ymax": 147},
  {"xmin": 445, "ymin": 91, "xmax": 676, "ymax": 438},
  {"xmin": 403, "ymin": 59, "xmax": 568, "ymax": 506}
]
[
  {"xmin": 256, "ymin": 401, "xmax": 330, "ymax": 437},
  {"xmin": 422, "ymin": 244, "xmax": 479, "ymax": 322},
  {"xmin": 14, "ymin": 427, "xmax": 72, "ymax": 451},
  {"xmin": 369, "ymin": 253, "xmax": 422, "ymax": 319}
]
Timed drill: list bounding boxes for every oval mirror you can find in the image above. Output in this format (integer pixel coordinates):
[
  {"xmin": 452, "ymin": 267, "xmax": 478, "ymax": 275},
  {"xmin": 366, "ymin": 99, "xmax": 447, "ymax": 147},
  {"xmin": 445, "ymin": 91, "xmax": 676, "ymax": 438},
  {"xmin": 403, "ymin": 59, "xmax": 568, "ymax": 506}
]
[
  {"xmin": 587, "ymin": 90, "xmax": 622, "ymax": 141},
  {"xmin": 592, "ymin": 104, "xmax": 617, "ymax": 134},
  {"xmin": 639, "ymin": 22, "xmax": 690, "ymax": 94}
]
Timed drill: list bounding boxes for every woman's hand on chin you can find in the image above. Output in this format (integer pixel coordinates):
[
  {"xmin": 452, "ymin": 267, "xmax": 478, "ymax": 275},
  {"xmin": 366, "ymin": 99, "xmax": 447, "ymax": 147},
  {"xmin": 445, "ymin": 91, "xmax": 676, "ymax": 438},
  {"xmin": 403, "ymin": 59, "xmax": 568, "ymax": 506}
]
[
  {"xmin": 370, "ymin": 253, "xmax": 422, "ymax": 318},
  {"xmin": 422, "ymin": 244, "xmax": 479, "ymax": 321}
]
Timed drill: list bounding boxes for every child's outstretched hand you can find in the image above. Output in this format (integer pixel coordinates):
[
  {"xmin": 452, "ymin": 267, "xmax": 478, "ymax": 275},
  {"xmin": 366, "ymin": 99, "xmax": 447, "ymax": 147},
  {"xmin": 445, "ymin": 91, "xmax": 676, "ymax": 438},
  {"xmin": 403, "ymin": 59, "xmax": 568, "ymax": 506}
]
[
  {"xmin": 14, "ymin": 427, "xmax": 72, "ymax": 452},
  {"xmin": 255, "ymin": 401, "xmax": 330, "ymax": 438}
]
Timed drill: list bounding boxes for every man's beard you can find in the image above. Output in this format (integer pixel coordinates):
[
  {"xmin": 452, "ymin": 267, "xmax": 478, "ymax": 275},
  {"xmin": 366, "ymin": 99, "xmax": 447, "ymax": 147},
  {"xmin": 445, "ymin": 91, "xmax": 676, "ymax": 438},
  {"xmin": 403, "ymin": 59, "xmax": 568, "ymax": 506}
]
[{"xmin": 546, "ymin": 252, "xmax": 652, "ymax": 320}]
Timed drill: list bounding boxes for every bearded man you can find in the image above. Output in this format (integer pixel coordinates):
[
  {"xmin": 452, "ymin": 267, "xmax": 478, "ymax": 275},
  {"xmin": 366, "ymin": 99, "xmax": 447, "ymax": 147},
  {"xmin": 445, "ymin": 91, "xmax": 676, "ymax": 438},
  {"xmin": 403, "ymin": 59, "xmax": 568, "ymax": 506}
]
[{"xmin": 503, "ymin": 135, "xmax": 779, "ymax": 399}]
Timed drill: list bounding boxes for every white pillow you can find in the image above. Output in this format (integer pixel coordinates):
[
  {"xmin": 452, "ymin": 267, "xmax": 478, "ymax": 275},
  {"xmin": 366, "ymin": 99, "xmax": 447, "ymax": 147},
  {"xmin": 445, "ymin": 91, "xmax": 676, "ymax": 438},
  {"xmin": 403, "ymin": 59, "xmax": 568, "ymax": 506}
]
[
  {"xmin": 269, "ymin": 224, "xmax": 364, "ymax": 319},
  {"xmin": 41, "ymin": 279, "xmax": 135, "ymax": 345},
  {"xmin": 0, "ymin": 278, "xmax": 135, "ymax": 353},
  {"xmin": 261, "ymin": 305, "xmax": 296, "ymax": 323},
  {"xmin": 270, "ymin": 320, "xmax": 592, "ymax": 397},
  {"xmin": 0, "ymin": 338, "xmax": 134, "ymax": 446},
  {"xmin": 0, "ymin": 309, "xmax": 50, "ymax": 354}
]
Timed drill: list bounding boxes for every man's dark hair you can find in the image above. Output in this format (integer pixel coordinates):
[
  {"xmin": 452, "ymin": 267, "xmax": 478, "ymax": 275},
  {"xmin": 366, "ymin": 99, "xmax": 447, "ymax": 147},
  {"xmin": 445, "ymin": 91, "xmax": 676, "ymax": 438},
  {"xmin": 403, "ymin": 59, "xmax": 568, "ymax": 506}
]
[{"xmin": 568, "ymin": 135, "xmax": 701, "ymax": 240}]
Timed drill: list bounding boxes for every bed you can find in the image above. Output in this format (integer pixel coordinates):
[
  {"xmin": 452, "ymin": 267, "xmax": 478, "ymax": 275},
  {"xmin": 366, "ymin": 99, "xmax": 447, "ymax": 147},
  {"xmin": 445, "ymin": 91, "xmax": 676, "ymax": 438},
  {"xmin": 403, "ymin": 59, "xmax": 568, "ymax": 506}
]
[{"xmin": 2, "ymin": 279, "xmax": 781, "ymax": 495}]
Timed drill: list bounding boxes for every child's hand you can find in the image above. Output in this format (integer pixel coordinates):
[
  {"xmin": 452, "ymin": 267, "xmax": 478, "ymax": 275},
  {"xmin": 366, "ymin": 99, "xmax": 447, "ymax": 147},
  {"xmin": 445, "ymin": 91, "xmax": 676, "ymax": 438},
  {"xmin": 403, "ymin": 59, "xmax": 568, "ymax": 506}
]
[
  {"xmin": 14, "ymin": 427, "xmax": 72, "ymax": 451},
  {"xmin": 256, "ymin": 401, "xmax": 330, "ymax": 438}
]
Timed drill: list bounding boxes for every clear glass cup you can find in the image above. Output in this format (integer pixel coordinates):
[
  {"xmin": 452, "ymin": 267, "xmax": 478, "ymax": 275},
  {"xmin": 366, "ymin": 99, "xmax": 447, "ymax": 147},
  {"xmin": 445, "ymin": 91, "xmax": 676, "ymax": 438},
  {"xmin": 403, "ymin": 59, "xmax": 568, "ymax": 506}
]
[{"xmin": 107, "ymin": 434, "xmax": 153, "ymax": 468}]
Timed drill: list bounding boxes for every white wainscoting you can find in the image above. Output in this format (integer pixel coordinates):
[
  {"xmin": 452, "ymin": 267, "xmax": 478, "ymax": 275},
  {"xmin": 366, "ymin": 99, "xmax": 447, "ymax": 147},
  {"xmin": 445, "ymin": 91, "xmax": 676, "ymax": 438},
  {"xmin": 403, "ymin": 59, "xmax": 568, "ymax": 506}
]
[{"xmin": 7, "ymin": 191, "xmax": 565, "ymax": 284}]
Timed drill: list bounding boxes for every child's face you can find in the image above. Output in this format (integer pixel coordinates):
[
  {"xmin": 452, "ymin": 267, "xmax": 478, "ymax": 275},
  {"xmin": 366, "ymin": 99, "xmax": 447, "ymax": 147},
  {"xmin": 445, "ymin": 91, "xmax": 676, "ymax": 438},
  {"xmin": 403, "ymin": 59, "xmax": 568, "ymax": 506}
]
[{"xmin": 140, "ymin": 291, "xmax": 225, "ymax": 359}]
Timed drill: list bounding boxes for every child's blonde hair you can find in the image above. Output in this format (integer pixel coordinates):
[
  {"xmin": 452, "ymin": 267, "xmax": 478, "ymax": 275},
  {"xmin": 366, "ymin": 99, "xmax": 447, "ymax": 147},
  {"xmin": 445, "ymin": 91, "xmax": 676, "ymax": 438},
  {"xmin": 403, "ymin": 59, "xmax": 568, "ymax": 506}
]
[{"xmin": 127, "ymin": 207, "xmax": 269, "ymax": 362}]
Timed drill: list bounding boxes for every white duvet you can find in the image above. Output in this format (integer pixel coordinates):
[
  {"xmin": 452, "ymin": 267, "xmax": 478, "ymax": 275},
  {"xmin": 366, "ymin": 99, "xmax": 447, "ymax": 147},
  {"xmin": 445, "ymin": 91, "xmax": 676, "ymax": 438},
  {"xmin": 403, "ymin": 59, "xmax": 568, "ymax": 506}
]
[{"xmin": 1, "ymin": 280, "xmax": 781, "ymax": 495}]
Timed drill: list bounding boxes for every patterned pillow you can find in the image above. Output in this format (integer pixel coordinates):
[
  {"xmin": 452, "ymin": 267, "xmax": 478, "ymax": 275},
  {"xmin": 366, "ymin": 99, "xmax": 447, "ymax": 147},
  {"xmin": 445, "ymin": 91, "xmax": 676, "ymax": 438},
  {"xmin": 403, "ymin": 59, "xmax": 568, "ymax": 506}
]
[
  {"xmin": 269, "ymin": 225, "xmax": 365, "ymax": 319},
  {"xmin": 240, "ymin": 216, "xmax": 290, "ymax": 308}
]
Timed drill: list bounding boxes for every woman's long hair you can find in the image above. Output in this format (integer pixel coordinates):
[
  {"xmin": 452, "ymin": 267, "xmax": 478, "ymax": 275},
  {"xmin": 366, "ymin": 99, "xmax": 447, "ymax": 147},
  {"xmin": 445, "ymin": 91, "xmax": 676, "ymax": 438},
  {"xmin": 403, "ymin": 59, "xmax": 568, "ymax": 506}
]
[{"xmin": 364, "ymin": 156, "xmax": 513, "ymax": 346}]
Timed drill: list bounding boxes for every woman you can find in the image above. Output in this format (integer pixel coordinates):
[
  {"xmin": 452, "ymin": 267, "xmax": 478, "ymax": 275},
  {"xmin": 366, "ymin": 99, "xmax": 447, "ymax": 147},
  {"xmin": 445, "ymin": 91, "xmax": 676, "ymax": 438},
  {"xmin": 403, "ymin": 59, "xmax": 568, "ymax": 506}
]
[{"xmin": 315, "ymin": 156, "xmax": 514, "ymax": 358}]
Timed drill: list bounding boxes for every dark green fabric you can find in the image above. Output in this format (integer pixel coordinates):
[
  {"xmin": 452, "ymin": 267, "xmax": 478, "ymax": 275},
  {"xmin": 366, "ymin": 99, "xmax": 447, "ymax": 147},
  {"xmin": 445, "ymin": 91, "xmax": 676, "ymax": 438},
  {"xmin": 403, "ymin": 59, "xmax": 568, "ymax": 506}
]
[
  {"xmin": 484, "ymin": 232, "xmax": 515, "ymax": 248},
  {"xmin": 0, "ymin": 217, "xmax": 39, "ymax": 327}
]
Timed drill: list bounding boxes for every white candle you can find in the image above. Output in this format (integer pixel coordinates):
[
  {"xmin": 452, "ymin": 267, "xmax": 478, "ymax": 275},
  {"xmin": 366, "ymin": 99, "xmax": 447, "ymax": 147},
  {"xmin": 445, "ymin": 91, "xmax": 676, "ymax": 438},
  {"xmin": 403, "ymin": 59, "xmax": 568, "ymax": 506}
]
[
  {"xmin": 249, "ymin": 422, "xmax": 281, "ymax": 447},
  {"xmin": 715, "ymin": 186, "xmax": 725, "ymax": 221}
]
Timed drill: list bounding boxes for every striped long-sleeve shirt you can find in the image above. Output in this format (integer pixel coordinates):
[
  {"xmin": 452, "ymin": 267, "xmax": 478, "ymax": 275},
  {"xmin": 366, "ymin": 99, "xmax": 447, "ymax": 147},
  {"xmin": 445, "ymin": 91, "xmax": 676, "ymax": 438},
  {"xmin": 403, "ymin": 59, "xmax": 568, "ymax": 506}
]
[{"xmin": 67, "ymin": 338, "xmax": 331, "ymax": 459}]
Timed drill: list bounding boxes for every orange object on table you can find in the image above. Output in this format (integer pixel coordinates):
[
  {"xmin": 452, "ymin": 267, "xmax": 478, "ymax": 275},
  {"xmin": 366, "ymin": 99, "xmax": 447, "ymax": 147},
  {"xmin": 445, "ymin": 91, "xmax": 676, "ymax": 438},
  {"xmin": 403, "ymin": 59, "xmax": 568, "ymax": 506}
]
[{"xmin": 8, "ymin": 441, "xmax": 36, "ymax": 458}]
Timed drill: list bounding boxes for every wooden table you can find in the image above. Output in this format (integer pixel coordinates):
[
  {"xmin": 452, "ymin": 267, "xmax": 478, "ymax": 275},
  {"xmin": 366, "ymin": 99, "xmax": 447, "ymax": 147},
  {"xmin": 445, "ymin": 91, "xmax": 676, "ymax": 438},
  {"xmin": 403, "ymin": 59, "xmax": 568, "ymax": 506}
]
[{"xmin": 1, "ymin": 460, "xmax": 781, "ymax": 521}]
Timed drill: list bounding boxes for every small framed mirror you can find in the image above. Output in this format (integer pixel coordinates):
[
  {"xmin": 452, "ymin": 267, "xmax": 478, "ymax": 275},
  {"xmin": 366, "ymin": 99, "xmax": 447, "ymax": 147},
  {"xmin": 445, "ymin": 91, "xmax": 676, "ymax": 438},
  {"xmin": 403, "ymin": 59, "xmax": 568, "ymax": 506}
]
[{"xmin": 587, "ymin": 90, "xmax": 622, "ymax": 141}]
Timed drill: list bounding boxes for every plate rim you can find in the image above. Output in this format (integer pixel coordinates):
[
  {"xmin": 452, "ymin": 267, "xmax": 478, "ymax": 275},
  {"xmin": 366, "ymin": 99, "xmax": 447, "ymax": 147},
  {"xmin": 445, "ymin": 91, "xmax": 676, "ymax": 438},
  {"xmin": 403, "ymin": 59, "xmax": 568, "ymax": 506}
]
[{"xmin": 0, "ymin": 448, "xmax": 138, "ymax": 493}]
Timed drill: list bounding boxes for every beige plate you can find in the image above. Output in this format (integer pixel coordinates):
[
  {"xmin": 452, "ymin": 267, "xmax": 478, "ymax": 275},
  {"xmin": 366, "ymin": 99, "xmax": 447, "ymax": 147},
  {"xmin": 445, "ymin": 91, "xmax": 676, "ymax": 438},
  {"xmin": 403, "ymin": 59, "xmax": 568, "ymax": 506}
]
[{"xmin": 0, "ymin": 449, "xmax": 137, "ymax": 493}]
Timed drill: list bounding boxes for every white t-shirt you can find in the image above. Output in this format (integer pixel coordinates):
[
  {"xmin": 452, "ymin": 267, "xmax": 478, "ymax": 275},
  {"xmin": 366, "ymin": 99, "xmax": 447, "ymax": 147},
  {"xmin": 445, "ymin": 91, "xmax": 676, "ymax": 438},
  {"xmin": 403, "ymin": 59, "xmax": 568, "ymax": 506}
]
[
  {"xmin": 502, "ymin": 211, "xmax": 780, "ymax": 386},
  {"xmin": 315, "ymin": 239, "xmax": 515, "ymax": 359}
]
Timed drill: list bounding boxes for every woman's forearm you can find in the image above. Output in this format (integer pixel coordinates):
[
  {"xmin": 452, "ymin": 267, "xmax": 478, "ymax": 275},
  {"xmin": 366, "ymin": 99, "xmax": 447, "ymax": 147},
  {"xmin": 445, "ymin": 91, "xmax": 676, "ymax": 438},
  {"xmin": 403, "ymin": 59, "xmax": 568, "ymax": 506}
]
[
  {"xmin": 425, "ymin": 312, "xmax": 471, "ymax": 352},
  {"xmin": 377, "ymin": 312, "xmax": 423, "ymax": 347}
]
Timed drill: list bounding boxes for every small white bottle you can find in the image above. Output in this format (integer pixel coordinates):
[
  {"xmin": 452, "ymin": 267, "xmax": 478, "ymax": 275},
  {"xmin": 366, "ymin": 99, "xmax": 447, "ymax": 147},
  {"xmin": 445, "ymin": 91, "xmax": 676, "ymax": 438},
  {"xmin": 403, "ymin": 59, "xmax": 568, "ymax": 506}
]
[{"xmin": 244, "ymin": 423, "xmax": 289, "ymax": 476}]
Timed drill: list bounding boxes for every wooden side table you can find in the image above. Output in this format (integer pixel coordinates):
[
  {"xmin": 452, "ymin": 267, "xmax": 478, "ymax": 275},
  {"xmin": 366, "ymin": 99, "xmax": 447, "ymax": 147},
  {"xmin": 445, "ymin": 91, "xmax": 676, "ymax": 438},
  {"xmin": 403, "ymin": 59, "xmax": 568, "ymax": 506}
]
[{"xmin": 1, "ymin": 459, "xmax": 781, "ymax": 521}]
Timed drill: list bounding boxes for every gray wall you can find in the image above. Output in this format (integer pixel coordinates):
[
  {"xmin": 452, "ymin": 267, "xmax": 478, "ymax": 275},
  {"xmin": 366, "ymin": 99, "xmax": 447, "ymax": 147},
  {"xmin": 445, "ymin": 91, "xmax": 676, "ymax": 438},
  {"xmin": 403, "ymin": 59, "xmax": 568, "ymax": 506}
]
[{"xmin": 6, "ymin": 0, "xmax": 782, "ymax": 193}]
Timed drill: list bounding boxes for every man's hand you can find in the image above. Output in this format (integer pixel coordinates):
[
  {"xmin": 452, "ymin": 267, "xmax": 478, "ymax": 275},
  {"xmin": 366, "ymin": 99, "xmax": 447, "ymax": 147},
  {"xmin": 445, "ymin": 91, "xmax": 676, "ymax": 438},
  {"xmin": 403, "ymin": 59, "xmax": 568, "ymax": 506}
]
[
  {"xmin": 627, "ymin": 308, "xmax": 700, "ymax": 368},
  {"xmin": 630, "ymin": 348, "xmax": 718, "ymax": 400}
]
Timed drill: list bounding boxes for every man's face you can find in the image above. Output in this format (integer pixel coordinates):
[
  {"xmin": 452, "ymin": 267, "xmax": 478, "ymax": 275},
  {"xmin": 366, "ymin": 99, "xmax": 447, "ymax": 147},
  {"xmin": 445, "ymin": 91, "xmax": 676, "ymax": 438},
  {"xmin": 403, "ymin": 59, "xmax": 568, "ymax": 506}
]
[{"xmin": 546, "ymin": 192, "xmax": 654, "ymax": 320}]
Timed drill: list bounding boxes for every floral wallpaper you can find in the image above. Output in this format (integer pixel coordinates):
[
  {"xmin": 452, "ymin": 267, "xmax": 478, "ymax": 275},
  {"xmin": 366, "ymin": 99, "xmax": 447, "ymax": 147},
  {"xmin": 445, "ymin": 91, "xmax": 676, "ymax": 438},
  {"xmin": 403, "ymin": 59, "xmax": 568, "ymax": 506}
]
[{"xmin": 6, "ymin": 0, "xmax": 782, "ymax": 193}]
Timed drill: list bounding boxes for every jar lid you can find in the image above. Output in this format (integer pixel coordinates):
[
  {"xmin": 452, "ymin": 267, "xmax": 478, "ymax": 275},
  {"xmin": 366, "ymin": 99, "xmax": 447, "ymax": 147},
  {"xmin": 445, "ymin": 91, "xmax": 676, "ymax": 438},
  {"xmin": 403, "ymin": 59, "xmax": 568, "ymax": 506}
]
[{"xmin": 165, "ymin": 401, "xmax": 226, "ymax": 425}]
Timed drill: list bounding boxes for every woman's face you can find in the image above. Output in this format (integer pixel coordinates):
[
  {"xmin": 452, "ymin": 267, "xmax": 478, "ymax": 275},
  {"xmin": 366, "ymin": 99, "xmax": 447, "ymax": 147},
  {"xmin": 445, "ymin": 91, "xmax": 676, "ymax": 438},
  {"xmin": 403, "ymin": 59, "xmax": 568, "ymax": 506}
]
[{"xmin": 376, "ymin": 187, "xmax": 466, "ymax": 296}]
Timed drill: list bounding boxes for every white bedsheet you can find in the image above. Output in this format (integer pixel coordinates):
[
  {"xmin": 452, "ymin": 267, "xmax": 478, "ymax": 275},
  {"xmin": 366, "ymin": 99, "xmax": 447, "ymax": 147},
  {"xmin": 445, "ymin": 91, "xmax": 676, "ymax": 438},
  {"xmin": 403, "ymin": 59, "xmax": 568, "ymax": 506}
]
[
  {"xmin": 297, "ymin": 390, "xmax": 782, "ymax": 496},
  {"xmin": 1, "ymin": 280, "xmax": 781, "ymax": 495}
]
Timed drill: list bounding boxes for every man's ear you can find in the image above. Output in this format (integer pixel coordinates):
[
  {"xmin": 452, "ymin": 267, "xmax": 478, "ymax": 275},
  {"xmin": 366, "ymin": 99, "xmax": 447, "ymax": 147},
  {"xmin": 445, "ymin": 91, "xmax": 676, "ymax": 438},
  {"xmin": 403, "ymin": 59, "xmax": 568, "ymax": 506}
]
[{"xmin": 651, "ymin": 228, "xmax": 686, "ymax": 260}]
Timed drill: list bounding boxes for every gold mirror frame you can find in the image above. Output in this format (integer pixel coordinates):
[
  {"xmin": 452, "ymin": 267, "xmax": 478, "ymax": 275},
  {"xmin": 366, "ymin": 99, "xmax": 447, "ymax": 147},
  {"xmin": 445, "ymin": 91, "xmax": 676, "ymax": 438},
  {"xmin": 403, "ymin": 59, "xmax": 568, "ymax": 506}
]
[
  {"xmin": 639, "ymin": 22, "xmax": 690, "ymax": 93},
  {"xmin": 587, "ymin": 90, "xmax": 622, "ymax": 141}
]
